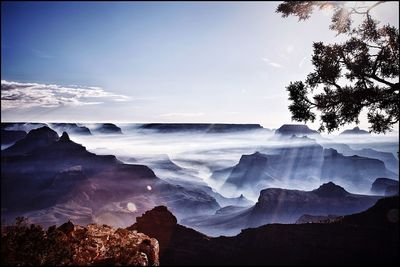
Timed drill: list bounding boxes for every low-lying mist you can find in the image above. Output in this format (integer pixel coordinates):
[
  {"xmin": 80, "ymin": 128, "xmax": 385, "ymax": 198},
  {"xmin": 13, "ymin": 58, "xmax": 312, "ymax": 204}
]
[{"xmin": 67, "ymin": 126, "xmax": 399, "ymax": 201}]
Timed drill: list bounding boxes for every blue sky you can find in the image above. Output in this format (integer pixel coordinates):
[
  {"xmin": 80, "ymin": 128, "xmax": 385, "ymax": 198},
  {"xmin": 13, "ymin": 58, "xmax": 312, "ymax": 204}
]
[{"xmin": 1, "ymin": 1, "xmax": 399, "ymax": 130}]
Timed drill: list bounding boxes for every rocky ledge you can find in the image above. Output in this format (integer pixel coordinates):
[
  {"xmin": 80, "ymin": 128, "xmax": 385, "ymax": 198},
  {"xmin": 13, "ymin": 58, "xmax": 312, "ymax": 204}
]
[{"xmin": 1, "ymin": 219, "xmax": 159, "ymax": 266}]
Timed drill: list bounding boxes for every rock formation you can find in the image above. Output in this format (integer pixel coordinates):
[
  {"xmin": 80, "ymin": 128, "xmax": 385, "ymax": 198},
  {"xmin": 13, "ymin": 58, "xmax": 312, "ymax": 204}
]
[
  {"xmin": 275, "ymin": 124, "xmax": 319, "ymax": 136},
  {"xmin": 50, "ymin": 123, "xmax": 92, "ymax": 135},
  {"xmin": 126, "ymin": 197, "xmax": 399, "ymax": 265},
  {"xmin": 2, "ymin": 126, "xmax": 59, "ymax": 156},
  {"xmin": 371, "ymin": 178, "xmax": 399, "ymax": 195},
  {"xmin": 93, "ymin": 123, "xmax": 122, "ymax": 134},
  {"xmin": 1, "ymin": 219, "xmax": 159, "ymax": 266},
  {"xmin": 340, "ymin": 126, "xmax": 369, "ymax": 135}
]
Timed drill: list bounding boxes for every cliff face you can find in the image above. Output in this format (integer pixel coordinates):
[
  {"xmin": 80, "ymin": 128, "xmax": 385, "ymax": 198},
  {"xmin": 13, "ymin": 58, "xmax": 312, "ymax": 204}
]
[
  {"xmin": 321, "ymin": 148, "xmax": 396, "ymax": 189},
  {"xmin": 1, "ymin": 220, "xmax": 159, "ymax": 266},
  {"xmin": 275, "ymin": 124, "xmax": 319, "ymax": 136},
  {"xmin": 371, "ymin": 178, "xmax": 399, "ymax": 195}
]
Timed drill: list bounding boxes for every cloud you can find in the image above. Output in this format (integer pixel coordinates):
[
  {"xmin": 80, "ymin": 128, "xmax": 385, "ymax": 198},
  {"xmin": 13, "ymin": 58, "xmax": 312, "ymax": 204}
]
[
  {"xmin": 262, "ymin": 58, "xmax": 285, "ymax": 69},
  {"xmin": 298, "ymin": 56, "xmax": 307, "ymax": 68},
  {"xmin": 32, "ymin": 49, "xmax": 54, "ymax": 59},
  {"xmin": 1, "ymin": 80, "xmax": 131, "ymax": 110},
  {"xmin": 160, "ymin": 112, "xmax": 205, "ymax": 117}
]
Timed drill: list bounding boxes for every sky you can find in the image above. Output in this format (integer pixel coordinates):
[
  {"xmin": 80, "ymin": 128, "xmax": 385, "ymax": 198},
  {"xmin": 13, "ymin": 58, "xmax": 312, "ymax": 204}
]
[{"xmin": 1, "ymin": 1, "xmax": 399, "ymax": 131}]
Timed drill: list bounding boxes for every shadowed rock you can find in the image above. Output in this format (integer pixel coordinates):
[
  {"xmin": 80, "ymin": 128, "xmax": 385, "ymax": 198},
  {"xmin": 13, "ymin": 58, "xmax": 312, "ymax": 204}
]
[
  {"xmin": 1, "ymin": 129, "xmax": 27, "ymax": 145},
  {"xmin": 126, "ymin": 197, "xmax": 399, "ymax": 265},
  {"xmin": 2, "ymin": 126, "xmax": 59, "ymax": 156},
  {"xmin": 275, "ymin": 124, "xmax": 319, "ymax": 136},
  {"xmin": 50, "ymin": 123, "xmax": 92, "ymax": 135},
  {"xmin": 371, "ymin": 178, "xmax": 399, "ymax": 195}
]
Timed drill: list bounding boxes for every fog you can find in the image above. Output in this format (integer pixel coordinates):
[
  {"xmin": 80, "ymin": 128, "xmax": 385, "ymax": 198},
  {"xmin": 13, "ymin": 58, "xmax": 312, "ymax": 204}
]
[{"xmin": 66, "ymin": 125, "xmax": 399, "ymax": 202}]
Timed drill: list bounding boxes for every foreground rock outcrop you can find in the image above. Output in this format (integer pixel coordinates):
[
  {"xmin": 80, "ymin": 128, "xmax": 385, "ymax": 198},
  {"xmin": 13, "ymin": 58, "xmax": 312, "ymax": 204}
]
[{"xmin": 1, "ymin": 219, "xmax": 159, "ymax": 266}]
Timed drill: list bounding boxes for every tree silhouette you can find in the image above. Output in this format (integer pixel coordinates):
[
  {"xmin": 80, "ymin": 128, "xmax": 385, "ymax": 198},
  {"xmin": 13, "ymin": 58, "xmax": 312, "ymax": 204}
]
[{"xmin": 276, "ymin": 1, "xmax": 399, "ymax": 133}]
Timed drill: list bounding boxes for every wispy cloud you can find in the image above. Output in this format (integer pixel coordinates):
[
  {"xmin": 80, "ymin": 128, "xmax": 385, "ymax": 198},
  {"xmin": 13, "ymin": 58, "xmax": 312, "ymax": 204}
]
[
  {"xmin": 160, "ymin": 112, "xmax": 205, "ymax": 117},
  {"xmin": 1, "ymin": 80, "xmax": 131, "ymax": 110},
  {"xmin": 32, "ymin": 49, "xmax": 54, "ymax": 59},
  {"xmin": 298, "ymin": 56, "xmax": 307, "ymax": 68},
  {"xmin": 262, "ymin": 57, "xmax": 285, "ymax": 69}
]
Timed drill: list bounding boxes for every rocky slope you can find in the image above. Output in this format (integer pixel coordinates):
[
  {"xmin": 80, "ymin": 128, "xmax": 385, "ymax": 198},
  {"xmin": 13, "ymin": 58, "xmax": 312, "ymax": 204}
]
[{"xmin": 1, "ymin": 219, "xmax": 159, "ymax": 266}]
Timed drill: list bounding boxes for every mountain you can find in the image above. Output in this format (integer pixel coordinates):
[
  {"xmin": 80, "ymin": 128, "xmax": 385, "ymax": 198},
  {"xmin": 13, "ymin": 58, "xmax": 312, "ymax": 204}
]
[
  {"xmin": 181, "ymin": 182, "xmax": 381, "ymax": 236},
  {"xmin": 220, "ymin": 137, "xmax": 324, "ymax": 197},
  {"xmin": 221, "ymin": 152, "xmax": 277, "ymax": 195},
  {"xmin": 340, "ymin": 126, "xmax": 369, "ymax": 135},
  {"xmin": 246, "ymin": 182, "xmax": 380, "ymax": 227},
  {"xmin": 322, "ymin": 142, "xmax": 399, "ymax": 174},
  {"xmin": 92, "ymin": 123, "xmax": 122, "ymax": 134},
  {"xmin": 1, "ymin": 128, "xmax": 221, "ymax": 227},
  {"xmin": 49, "ymin": 123, "xmax": 92, "ymax": 135},
  {"xmin": 321, "ymin": 148, "xmax": 397, "ymax": 190},
  {"xmin": 2, "ymin": 126, "xmax": 59, "ymax": 156},
  {"xmin": 138, "ymin": 123, "xmax": 263, "ymax": 133},
  {"xmin": 1, "ymin": 122, "xmax": 48, "ymax": 132},
  {"xmin": 371, "ymin": 178, "xmax": 399, "ymax": 195},
  {"xmin": 275, "ymin": 124, "xmax": 319, "ymax": 136},
  {"xmin": 128, "ymin": 197, "xmax": 399, "ymax": 265},
  {"xmin": 1, "ymin": 129, "xmax": 26, "ymax": 145}
]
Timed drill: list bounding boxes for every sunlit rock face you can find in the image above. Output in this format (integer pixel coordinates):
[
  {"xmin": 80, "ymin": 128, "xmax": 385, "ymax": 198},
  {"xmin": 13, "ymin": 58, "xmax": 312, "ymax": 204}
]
[{"xmin": 1, "ymin": 220, "xmax": 159, "ymax": 266}]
